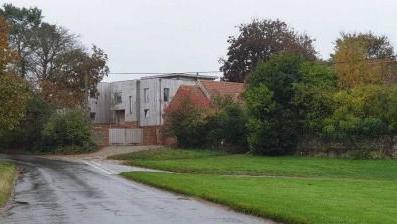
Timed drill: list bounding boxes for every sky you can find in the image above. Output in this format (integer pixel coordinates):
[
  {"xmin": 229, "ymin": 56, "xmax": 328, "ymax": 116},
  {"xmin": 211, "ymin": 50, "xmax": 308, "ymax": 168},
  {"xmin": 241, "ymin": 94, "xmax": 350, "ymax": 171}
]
[{"xmin": 4, "ymin": 0, "xmax": 397, "ymax": 81}]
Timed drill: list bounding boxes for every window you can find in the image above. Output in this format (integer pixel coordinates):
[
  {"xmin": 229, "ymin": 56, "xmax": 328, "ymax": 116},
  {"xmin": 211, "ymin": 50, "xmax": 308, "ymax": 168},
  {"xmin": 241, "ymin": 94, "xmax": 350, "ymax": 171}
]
[
  {"xmin": 129, "ymin": 96, "xmax": 132, "ymax": 114},
  {"xmin": 144, "ymin": 109, "xmax": 149, "ymax": 118},
  {"xmin": 163, "ymin": 88, "xmax": 170, "ymax": 102},
  {"xmin": 114, "ymin": 92, "xmax": 122, "ymax": 104},
  {"xmin": 89, "ymin": 90, "xmax": 97, "ymax": 99},
  {"xmin": 90, "ymin": 112, "xmax": 96, "ymax": 121},
  {"xmin": 144, "ymin": 88, "xmax": 149, "ymax": 103}
]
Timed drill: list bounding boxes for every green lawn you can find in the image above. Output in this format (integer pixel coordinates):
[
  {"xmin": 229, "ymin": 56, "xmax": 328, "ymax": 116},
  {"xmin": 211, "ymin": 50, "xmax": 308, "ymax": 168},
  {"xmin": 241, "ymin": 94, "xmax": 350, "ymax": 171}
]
[
  {"xmin": 0, "ymin": 162, "xmax": 16, "ymax": 207},
  {"xmin": 115, "ymin": 149, "xmax": 397, "ymax": 180},
  {"xmin": 117, "ymin": 149, "xmax": 397, "ymax": 224}
]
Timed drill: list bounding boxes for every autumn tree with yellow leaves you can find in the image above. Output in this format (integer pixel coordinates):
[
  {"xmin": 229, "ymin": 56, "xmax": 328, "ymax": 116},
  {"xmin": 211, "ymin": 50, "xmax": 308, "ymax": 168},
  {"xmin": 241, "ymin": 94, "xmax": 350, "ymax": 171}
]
[
  {"xmin": 332, "ymin": 32, "xmax": 397, "ymax": 88},
  {"xmin": 0, "ymin": 16, "xmax": 30, "ymax": 132}
]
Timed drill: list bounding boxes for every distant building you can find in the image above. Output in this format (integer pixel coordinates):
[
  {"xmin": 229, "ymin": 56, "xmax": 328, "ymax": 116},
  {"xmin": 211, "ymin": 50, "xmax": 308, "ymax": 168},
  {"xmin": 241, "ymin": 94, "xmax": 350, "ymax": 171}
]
[{"xmin": 89, "ymin": 73, "xmax": 218, "ymax": 145}]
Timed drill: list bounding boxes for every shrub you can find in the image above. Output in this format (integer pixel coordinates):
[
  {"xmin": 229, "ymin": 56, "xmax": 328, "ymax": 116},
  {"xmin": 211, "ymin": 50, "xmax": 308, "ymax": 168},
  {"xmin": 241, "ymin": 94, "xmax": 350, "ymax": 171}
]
[
  {"xmin": 245, "ymin": 54, "xmax": 305, "ymax": 155},
  {"xmin": 321, "ymin": 85, "xmax": 397, "ymax": 141},
  {"xmin": 0, "ymin": 94, "xmax": 53, "ymax": 150},
  {"xmin": 207, "ymin": 101, "xmax": 248, "ymax": 152},
  {"xmin": 163, "ymin": 97, "xmax": 210, "ymax": 148},
  {"xmin": 164, "ymin": 95, "xmax": 248, "ymax": 151},
  {"xmin": 0, "ymin": 74, "xmax": 30, "ymax": 132},
  {"xmin": 41, "ymin": 109, "xmax": 94, "ymax": 152}
]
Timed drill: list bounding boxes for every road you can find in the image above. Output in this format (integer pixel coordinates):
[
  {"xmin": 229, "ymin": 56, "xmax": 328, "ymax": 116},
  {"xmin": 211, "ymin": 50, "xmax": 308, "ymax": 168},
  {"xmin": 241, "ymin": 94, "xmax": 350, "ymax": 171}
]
[{"xmin": 0, "ymin": 155, "xmax": 273, "ymax": 224}]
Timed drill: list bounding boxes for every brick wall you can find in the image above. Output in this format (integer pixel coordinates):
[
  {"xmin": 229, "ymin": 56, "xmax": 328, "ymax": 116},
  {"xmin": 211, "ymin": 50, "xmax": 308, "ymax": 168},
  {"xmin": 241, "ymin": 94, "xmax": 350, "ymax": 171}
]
[
  {"xmin": 109, "ymin": 121, "xmax": 139, "ymax": 128},
  {"xmin": 142, "ymin": 126, "xmax": 160, "ymax": 145},
  {"xmin": 91, "ymin": 125, "xmax": 110, "ymax": 146}
]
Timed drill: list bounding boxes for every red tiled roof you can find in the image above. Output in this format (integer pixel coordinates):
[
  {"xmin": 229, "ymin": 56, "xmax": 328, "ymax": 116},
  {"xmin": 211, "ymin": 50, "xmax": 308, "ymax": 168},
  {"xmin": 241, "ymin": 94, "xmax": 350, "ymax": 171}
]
[
  {"xmin": 164, "ymin": 81, "xmax": 245, "ymax": 114},
  {"xmin": 164, "ymin": 85, "xmax": 211, "ymax": 113},
  {"xmin": 199, "ymin": 80, "xmax": 245, "ymax": 101}
]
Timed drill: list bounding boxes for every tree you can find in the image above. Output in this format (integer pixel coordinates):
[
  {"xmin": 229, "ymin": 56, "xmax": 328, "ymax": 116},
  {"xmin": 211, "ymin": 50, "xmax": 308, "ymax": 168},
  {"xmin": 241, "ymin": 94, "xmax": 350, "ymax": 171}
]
[
  {"xmin": 0, "ymin": 15, "xmax": 15, "ymax": 72},
  {"xmin": 2, "ymin": 4, "xmax": 109, "ymax": 108},
  {"xmin": 0, "ymin": 16, "xmax": 30, "ymax": 132},
  {"xmin": 29, "ymin": 23, "xmax": 76, "ymax": 81},
  {"xmin": 41, "ymin": 46, "xmax": 109, "ymax": 108},
  {"xmin": 220, "ymin": 19, "xmax": 317, "ymax": 82},
  {"xmin": 0, "ymin": 4, "xmax": 42, "ymax": 77},
  {"xmin": 245, "ymin": 54, "xmax": 305, "ymax": 154},
  {"xmin": 0, "ymin": 75, "xmax": 30, "ymax": 132},
  {"xmin": 321, "ymin": 85, "xmax": 394, "ymax": 141},
  {"xmin": 245, "ymin": 53, "xmax": 337, "ymax": 154},
  {"xmin": 293, "ymin": 62, "xmax": 337, "ymax": 133},
  {"xmin": 0, "ymin": 94, "xmax": 53, "ymax": 149},
  {"xmin": 332, "ymin": 32, "xmax": 397, "ymax": 88}
]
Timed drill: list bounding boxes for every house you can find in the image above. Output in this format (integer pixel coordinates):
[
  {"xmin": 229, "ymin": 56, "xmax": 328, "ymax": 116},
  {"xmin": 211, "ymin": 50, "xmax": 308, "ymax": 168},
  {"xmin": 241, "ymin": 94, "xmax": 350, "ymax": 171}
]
[
  {"xmin": 164, "ymin": 80, "xmax": 245, "ymax": 113},
  {"xmin": 88, "ymin": 73, "xmax": 217, "ymax": 145}
]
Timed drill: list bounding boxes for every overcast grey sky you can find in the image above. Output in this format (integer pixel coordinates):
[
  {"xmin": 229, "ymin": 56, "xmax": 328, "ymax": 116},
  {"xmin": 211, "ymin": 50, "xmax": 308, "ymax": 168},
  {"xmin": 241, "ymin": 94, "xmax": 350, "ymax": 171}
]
[{"xmin": 4, "ymin": 0, "xmax": 397, "ymax": 81}]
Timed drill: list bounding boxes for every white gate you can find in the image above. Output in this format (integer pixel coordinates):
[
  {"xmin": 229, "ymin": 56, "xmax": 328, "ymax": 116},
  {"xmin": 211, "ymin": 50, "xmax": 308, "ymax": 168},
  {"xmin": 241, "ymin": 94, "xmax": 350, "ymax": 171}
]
[{"xmin": 109, "ymin": 128, "xmax": 143, "ymax": 145}]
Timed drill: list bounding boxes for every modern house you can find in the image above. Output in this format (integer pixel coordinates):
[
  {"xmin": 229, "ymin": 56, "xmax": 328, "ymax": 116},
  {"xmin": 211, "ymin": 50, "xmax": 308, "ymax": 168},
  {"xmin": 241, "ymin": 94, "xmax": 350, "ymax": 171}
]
[{"xmin": 89, "ymin": 73, "xmax": 218, "ymax": 145}]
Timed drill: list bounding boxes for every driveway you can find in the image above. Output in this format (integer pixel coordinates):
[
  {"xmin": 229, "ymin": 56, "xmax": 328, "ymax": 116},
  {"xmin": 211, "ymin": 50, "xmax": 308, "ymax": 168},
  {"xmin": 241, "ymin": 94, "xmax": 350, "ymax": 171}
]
[{"xmin": 0, "ymin": 155, "xmax": 274, "ymax": 224}]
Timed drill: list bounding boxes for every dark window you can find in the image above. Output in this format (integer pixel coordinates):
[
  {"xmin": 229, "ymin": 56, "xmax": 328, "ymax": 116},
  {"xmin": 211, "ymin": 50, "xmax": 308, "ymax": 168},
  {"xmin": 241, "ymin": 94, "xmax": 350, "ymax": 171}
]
[
  {"xmin": 114, "ymin": 92, "xmax": 122, "ymax": 104},
  {"xmin": 144, "ymin": 109, "xmax": 149, "ymax": 118},
  {"xmin": 144, "ymin": 88, "xmax": 149, "ymax": 103},
  {"xmin": 129, "ymin": 96, "xmax": 132, "ymax": 114},
  {"xmin": 163, "ymin": 88, "xmax": 170, "ymax": 102},
  {"xmin": 90, "ymin": 112, "xmax": 96, "ymax": 121},
  {"xmin": 89, "ymin": 90, "xmax": 97, "ymax": 98}
]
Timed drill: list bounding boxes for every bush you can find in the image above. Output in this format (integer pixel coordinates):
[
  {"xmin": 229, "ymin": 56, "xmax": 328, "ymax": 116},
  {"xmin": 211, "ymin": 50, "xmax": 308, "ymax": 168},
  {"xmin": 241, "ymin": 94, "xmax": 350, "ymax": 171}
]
[
  {"xmin": 163, "ymin": 97, "xmax": 210, "ymax": 148},
  {"xmin": 245, "ymin": 54, "xmax": 305, "ymax": 155},
  {"xmin": 207, "ymin": 101, "xmax": 248, "ymax": 152},
  {"xmin": 163, "ymin": 95, "xmax": 248, "ymax": 151},
  {"xmin": 321, "ymin": 85, "xmax": 396, "ymax": 140},
  {"xmin": 41, "ymin": 109, "xmax": 94, "ymax": 152},
  {"xmin": 0, "ymin": 94, "xmax": 53, "ymax": 150}
]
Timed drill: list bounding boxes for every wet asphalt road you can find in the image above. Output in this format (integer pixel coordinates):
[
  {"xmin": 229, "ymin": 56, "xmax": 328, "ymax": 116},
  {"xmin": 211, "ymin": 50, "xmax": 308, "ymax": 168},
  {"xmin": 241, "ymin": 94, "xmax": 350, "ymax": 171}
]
[{"xmin": 0, "ymin": 155, "xmax": 271, "ymax": 224}]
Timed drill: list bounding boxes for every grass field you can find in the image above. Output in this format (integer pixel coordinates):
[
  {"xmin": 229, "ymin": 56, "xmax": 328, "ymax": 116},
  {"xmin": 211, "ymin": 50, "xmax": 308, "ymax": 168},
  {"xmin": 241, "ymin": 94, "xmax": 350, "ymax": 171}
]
[
  {"xmin": 115, "ymin": 149, "xmax": 397, "ymax": 180},
  {"xmin": 118, "ymin": 149, "xmax": 397, "ymax": 224},
  {"xmin": 0, "ymin": 162, "xmax": 16, "ymax": 207}
]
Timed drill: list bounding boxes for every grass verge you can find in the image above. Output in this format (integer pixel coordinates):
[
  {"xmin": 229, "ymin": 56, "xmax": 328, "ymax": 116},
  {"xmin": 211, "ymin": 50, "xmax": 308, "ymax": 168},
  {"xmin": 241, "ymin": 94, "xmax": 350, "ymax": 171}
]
[
  {"xmin": 113, "ymin": 149, "xmax": 397, "ymax": 180},
  {"xmin": 0, "ymin": 162, "xmax": 16, "ymax": 207},
  {"xmin": 123, "ymin": 172, "xmax": 397, "ymax": 224}
]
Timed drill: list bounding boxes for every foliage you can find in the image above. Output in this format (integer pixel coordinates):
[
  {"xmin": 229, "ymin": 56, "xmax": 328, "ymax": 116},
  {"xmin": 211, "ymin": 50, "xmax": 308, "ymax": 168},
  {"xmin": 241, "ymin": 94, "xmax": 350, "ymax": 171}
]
[
  {"xmin": 0, "ymin": 16, "xmax": 30, "ymax": 132},
  {"xmin": 0, "ymin": 94, "xmax": 53, "ymax": 149},
  {"xmin": 293, "ymin": 62, "xmax": 337, "ymax": 133},
  {"xmin": 207, "ymin": 101, "xmax": 248, "ymax": 152},
  {"xmin": 1, "ymin": 4, "xmax": 109, "ymax": 108},
  {"xmin": 41, "ymin": 109, "xmax": 93, "ymax": 151},
  {"xmin": 162, "ymin": 97, "xmax": 210, "ymax": 148},
  {"xmin": 29, "ymin": 22, "xmax": 77, "ymax": 81},
  {"xmin": 220, "ymin": 19, "xmax": 317, "ymax": 82},
  {"xmin": 0, "ymin": 16, "xmax": 16, "ymax": 72},
  {"xmin": 332, "ymin": 32, "xmax": 396, "ymax": 88},
  {"xmin": 0, "ymin": 4, "xmax": 42, "ymax": 77},
  {"xmin": 245, "ymin": 54, "xmax": 305, "ymax": 154},
  {"xmin": 163, "ymin": 94, "xmax": 248, "ymax": 150},
  {"xmin": 40, "ymin": 46, "xmax": 109, "ymax": 107},
  {"xmin": 245, "ymin": 54, "xmax": 339, "ymax": 155},
  {"xmin": 321, "ymin": 85, "xmax": 397, "ymax": 140}
]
